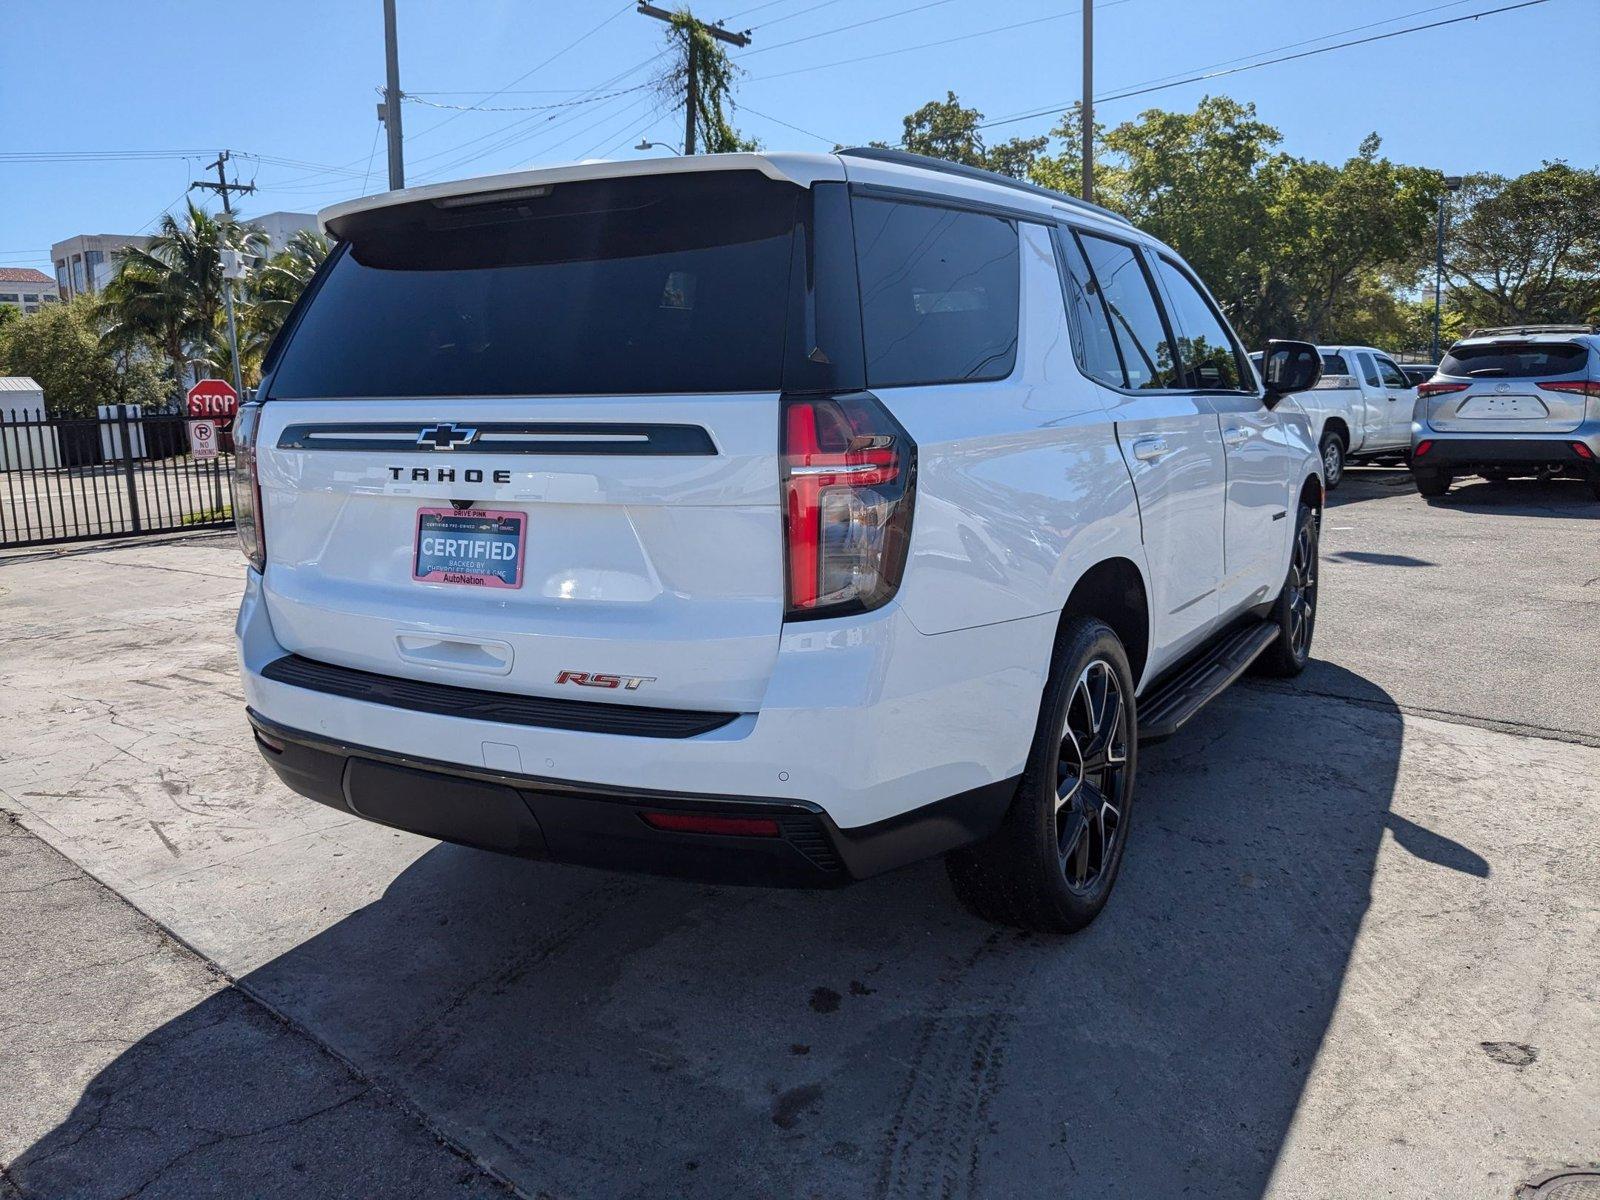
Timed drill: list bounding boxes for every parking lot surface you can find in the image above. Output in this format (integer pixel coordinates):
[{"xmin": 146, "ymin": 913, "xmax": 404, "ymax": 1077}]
[{"xmin": 2, "ymin": 468, "xmax": 1596, "ymax": 1198}]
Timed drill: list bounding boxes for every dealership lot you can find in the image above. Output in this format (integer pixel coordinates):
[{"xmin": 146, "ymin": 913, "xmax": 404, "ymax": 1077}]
[{"xmin": 2, "ymin": 467, "xmax": 1596, "ymax": 1199}]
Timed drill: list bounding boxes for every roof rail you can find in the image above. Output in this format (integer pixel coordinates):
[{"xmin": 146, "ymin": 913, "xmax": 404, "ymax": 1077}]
[
  {"xmin": 837, "ymin": 147, "xmax": 1132, "ymax": 226},
  {"xmin": 1466, "ymin": 324, "xmax": 1598, "ymax": 338}
]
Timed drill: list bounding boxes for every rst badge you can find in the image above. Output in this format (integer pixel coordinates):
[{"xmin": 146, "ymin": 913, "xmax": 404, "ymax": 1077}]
[{"xmin": 555, "ymin": 670, "xmax": 657, "ymax": 691}]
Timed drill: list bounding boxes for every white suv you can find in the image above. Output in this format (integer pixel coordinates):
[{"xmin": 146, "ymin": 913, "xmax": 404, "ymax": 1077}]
[{"xmin": 235, "ymin": 149, "xmax": 1326, "ymax": 933}]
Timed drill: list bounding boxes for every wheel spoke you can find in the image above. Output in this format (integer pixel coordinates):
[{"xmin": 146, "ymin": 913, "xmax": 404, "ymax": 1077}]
[{"xmin": 1053, "ymin": 656, "xmax": 1131, "ymax": 894}]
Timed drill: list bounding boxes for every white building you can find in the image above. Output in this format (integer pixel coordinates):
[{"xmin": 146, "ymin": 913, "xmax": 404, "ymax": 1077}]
[
  {"xmin": 0, "ymin": 269, "xmax": 60, "ymax": 314},
  {"xmin": 51, "ymin": 234, "xmax": 155, "ymax": 300},
  {"xmin": 245, "ymin": 211, "xmax": 319, "ymax": 254}
]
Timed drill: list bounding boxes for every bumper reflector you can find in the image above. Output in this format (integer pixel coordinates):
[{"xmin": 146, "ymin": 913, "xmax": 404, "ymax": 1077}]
[
  {"xmin": 1414, "ymin": 440, "xmax": 1434, "ymax": 458},
  {"xmin": 1573, "ymin": 442, "xmax": 1594, "ymax": 461},
  {"xmin": 640, "ymin": 811, "xmax": 782, "ymax": 837}
]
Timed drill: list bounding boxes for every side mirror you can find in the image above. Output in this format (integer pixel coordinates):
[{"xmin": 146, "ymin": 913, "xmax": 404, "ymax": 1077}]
[{"xmin": 1259, "ymin": 339, "xmax": 1323, "ymax": 408}]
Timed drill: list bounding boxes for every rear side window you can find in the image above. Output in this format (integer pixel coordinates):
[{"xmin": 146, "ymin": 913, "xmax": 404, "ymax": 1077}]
[
  {"xmin": 852, "ymin": 196, "xmax": 1020, "ymax": 387},
  {"xmin": 1440, "ymin": 342, "xmax": 1590, "ymax": 378},
  {"xmin": 1358, "ymin": 353, "xmax": 1381, "ymax": 387},
  {"xmin": 1076, "ymin": 233, "xmax": 1180, "ymax": 390},
  {"xmin": 1152, "ymin": 256, "xmax": 1247, "ymax": 391},
  {"xmin": 269, "ymin": 172, "xmax": 798, "ymax": 398},
  {"xmin": 1053, "ymin": 228, "xmax": 1125, "ymax": 388}
]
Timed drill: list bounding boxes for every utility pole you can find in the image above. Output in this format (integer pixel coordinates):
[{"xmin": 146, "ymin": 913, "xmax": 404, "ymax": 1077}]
[
  {"xmin": 1081, "ymin": 0, "xmax": 1094, "ymax": 203},
  {"xmin": 636, "ymin": 3, "xmax": 750, "ymax": 155},
  {"xmin": 1432, "ymin": 175, "xmax": 1464, "ymax": 363},
  {"xmin": 189, "ymin": 150, "xmax": 257, "ymax": 403},
  {"xmin": 381, "ymin": 0, "xmax": 405, "ymax": 189}
]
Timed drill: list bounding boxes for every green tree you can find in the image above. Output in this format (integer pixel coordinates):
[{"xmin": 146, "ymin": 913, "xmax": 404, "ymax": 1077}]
[
  {"xmin": 1270, "ymin": 135, "xmax": 1442, "ymax": 342},
  {"xmin": 97, "ymin": 201, "xmax": 266, "ymax": 395},
  {"xmin": 655, "ymin": 13, "xmax": 756, "ymax": 154},
  {"xmin": 878, "ymin": 92, "xmax": 1047, "ymax": 179},
  {"xmin": 1028, "ymin": 104, "xmax": 1116, "ymax": 201},
  {"xmin": 0, "ymin": 296, "xmax": 164, "ymax": 417},
  {"xmin": 1443, "ymin": 163, "xmax": 1600, "ymax": 328}
]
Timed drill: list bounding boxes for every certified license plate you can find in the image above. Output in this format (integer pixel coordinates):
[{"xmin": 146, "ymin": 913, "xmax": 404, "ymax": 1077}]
[{"xmin": 413, "ymin": 508, "xmax": 526, "ymax": 589}]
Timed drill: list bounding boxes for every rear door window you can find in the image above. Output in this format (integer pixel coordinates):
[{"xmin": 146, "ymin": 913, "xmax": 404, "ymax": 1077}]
[
  {"xmin": 268, "ymin": 172, "xmax": 799, "ymax": 398},
  {"xmin": 1440, "ymin": 342, "xmax": 1591, "ymax": 378},
  {"xmin": 851, "ymin": 195, "xmax": 1020, "ymax": 387},
  {"xmin": 1075, "ymin": 233, "xmax": 1181, "ymax": 390},
  {"xmin": 1151, "ymin": 255, "xmax": 1249, "ymax": 391},
  {"xmin": 1053, "ymin": 227, "xmax": 1126, "ymax": 388}
]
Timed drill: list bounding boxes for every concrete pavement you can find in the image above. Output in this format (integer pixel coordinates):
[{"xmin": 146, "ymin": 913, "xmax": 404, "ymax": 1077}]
[{"xmin": 1, "ymin": 471, "xmax": 1597, "ymax": 1198}]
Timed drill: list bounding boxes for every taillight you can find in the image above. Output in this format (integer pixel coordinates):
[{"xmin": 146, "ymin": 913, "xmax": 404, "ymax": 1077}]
[
  {"xmin": 1537, "ymin": 380, "xmax": 1600, "ymax": 399},
  {"xmin": 781, "ymin": 393, "xmax": 915, "ymax": 620},
  {"xmin": 233, "ymin": 402, "xmax": 266, "ymax": 572},
  {"xmin": 1417, "ymin": 381, "xmax": 1470, "ymax": 399}
]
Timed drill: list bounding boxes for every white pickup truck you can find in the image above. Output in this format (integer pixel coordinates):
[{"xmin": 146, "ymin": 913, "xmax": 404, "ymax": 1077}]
[{"xmin": 1252, "ymin": 345, "xmax": 1417, "ymax": 487}]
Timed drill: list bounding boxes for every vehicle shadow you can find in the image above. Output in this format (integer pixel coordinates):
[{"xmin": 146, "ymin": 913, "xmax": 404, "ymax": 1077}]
[
  {"xmin": 1422, "ymin": 475, "xmax": 1599, "ymax": 518},
  {"xmin": 6, "ymin": 667, "xmax": 1485, "ymax": 1199}
]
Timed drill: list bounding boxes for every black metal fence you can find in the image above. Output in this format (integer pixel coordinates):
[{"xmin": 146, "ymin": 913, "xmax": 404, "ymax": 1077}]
[{"xmin": 0, "ymin": 406, "xmax": 236, "ymax": 549}]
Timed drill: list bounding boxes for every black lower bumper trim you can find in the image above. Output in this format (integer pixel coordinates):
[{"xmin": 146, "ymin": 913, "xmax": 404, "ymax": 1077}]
[
  {"xmin": 246, "ymin": 710, "xmax": 1017, "ymax": 888},
  {"xmin": 1415, "ymin": 437, "xmax": 1594, "ymax": 467}
]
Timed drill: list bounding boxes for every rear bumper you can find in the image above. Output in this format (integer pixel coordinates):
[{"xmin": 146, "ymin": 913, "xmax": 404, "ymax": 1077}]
[
  {"xmin": 248, "ymin": 710, "xmax": 1016, "ymax": 887},
  {"xmin": 1411, "ymin": 425, "xmax": 1600, "ymax": 471},
  {"xmin": 238, "ymin": 566, "xmax": 1052, "ymax": 832}
]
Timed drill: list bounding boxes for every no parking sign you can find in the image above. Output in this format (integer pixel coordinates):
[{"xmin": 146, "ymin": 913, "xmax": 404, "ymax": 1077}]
[{"xmin": 188, "ymin": 418, "xmax": 219, "ymax": 460}]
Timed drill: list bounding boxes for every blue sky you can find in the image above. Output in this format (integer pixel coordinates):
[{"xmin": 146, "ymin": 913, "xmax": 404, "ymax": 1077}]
[{"xmin": 3, "ymin": 0, "xmax": 1595, "ymax": 277}]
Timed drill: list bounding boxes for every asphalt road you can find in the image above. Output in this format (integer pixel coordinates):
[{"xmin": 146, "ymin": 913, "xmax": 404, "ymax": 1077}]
[{"xmin": 1, "ymin": 471, "xmax": 1597, "ymax": 1199}]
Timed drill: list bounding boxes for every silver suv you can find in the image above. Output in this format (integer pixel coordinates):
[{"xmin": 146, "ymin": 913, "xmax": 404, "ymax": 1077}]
[{"xmin": 1410, "ymin": 326, "xmax": 1600, "ymax": 499}]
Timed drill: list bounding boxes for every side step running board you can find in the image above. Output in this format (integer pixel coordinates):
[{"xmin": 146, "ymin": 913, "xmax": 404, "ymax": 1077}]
[{"xmin": 1137, "ymin": 620, "xmax": 1279, "ymax": 743}]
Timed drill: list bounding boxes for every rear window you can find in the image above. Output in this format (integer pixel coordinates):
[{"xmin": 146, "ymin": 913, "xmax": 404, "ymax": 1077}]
[
  {"xmin": 1440, "ymin": 342, "xmax": 1590, "ymax": 378},
  {"xmin": 852, "ymin": 196, "xmax": 1020, "ymax": 387},
  {"xmin": 1322, "ymin": 353, "xmax": 1350, "ymax": 374},
  {"xmin": 268, "ymin": 173, "xmax": 799, "ymax": 398}
]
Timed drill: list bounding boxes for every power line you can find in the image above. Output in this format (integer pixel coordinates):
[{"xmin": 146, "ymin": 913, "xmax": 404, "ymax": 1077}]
[
  {"xmin": 977, "ymin": 0, "xmax": 1556, "ymax": 133},
  {"xmin": 739, "ymin": 0, "xmax": 962, "ymax": 57},
  {"xmin": 737, "ymin": 102, "xmax": 837, "ymax": 146},
  {"xmin": 745, "ymin": 0, "xmax": 852, "ymax": 31},
  {"xmin": 398, "ymin": 83, "xmax": 650, "ymax": 113},
  {"xmin": 406, "ymin": 2, "xmax": 636, "ymax": 143},
  {"xmin": 745, "ymin": 1, "xmax": 1134, "ymax": 82},
  {"xmin": 1099, "ymin": 0, "xmax": 1484, "ymax": 98}
]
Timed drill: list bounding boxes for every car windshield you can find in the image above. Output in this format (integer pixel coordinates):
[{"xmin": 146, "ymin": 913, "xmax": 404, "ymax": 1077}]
[
  {"xmin": 1440, "ymin": 342, "xmax": 1589, "ymax": 378},
  {"xmin": 268, "ymin": 172, "xmax": 800, "ymax": 398}
]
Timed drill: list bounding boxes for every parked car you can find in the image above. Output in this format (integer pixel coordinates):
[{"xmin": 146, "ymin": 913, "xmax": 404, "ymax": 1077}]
[
  {"xmin": 1250, "ymin": 345, "xmax": 1417, "ymax": 487},
  {"xmin": 1411, "ymin": 326, "xmax": 1600, "ymax": 499},
  {"xmin": 1399, "ymin": 363, "xmax": 1438, "ymax": 389},
  {"xmin": 234, "ymin": 149, "xmax": 1326, "ymax": 934}
]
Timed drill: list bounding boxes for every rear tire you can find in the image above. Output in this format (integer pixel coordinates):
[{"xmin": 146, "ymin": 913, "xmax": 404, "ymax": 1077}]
[
  {"xmin": 947, "ymin": 617, "xmax": 1136, "ymax": 934},
  {"xmin": 1319, "ymin": 431, "xmax": 1347, "ymax": 490},
  {"xmin": 1412, "ymin": 467, "xmax": 1452, "ymax": 497},
  {"xmin": 1587, "ymin": 473, "xmax": 1600, "ymax": 502},
  {"xmin": 1253, "ymin": 504, "xmax": 1319, "ymax": 678}
]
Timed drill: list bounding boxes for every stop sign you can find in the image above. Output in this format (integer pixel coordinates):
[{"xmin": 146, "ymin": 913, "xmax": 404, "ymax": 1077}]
[{"xmin": 187, "ymin": 379, "xmax": 238, "ymax": 420}]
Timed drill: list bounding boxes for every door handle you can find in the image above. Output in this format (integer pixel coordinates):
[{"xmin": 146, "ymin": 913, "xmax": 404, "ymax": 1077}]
[
  {"xmin": 1222, "ymin": 425, "xmax": 1251, "ymax": 447},
  {"xmin": 1131, "ymin": 436, "xmax": 1168, "ymax": 463}
]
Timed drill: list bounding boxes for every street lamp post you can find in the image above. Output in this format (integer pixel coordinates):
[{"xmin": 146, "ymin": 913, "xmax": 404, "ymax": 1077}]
[
  {"xmin": 1432, "ymin": 175, "xmax": 1464, "ymax": 362},
  {"xmin": 635, "ymin": 139, "xmax": 683, "ymax": 155}
]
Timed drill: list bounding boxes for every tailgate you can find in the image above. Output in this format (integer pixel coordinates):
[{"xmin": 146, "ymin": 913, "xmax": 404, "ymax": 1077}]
[{"xmin": 256, "ymin": 397, "xmax": 782, "ymax": 712}]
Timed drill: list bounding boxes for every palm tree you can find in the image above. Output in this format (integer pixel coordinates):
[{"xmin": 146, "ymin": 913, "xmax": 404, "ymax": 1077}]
[
  {"xmin": 245, "ymin": 229, "xmax": 329, "ymax": 348},
  {"xmin": 98, "ymin": 201, "xmax": 266, "ymax": 404}
]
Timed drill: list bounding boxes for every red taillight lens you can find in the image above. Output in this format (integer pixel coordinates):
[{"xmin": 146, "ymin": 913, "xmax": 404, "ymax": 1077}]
[
  {"xmin": 1573, "ymin": 442, "xmax": 1595, "ymax": 460},
  {"xmin": 1538, "ymin": 380, "xmax": 1600, "ymax": 399},
  {"xmin": 640, "ymin": 811, "xmax": 781, "ymax": 837},
  {"xmin": 781, "ymin": 394, "xmax": 915, "ymax": 619},
  {"xmin": 1414, "ymin": 440, "xmax": 1434, "ymax": 457},
  {"xmin": 1418, "ymin": 381, "xmax": 1470, "ymax": 399},
  {"xmin": 232, "ymin": 402, "xmax": 266, "ymax": 572}
]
